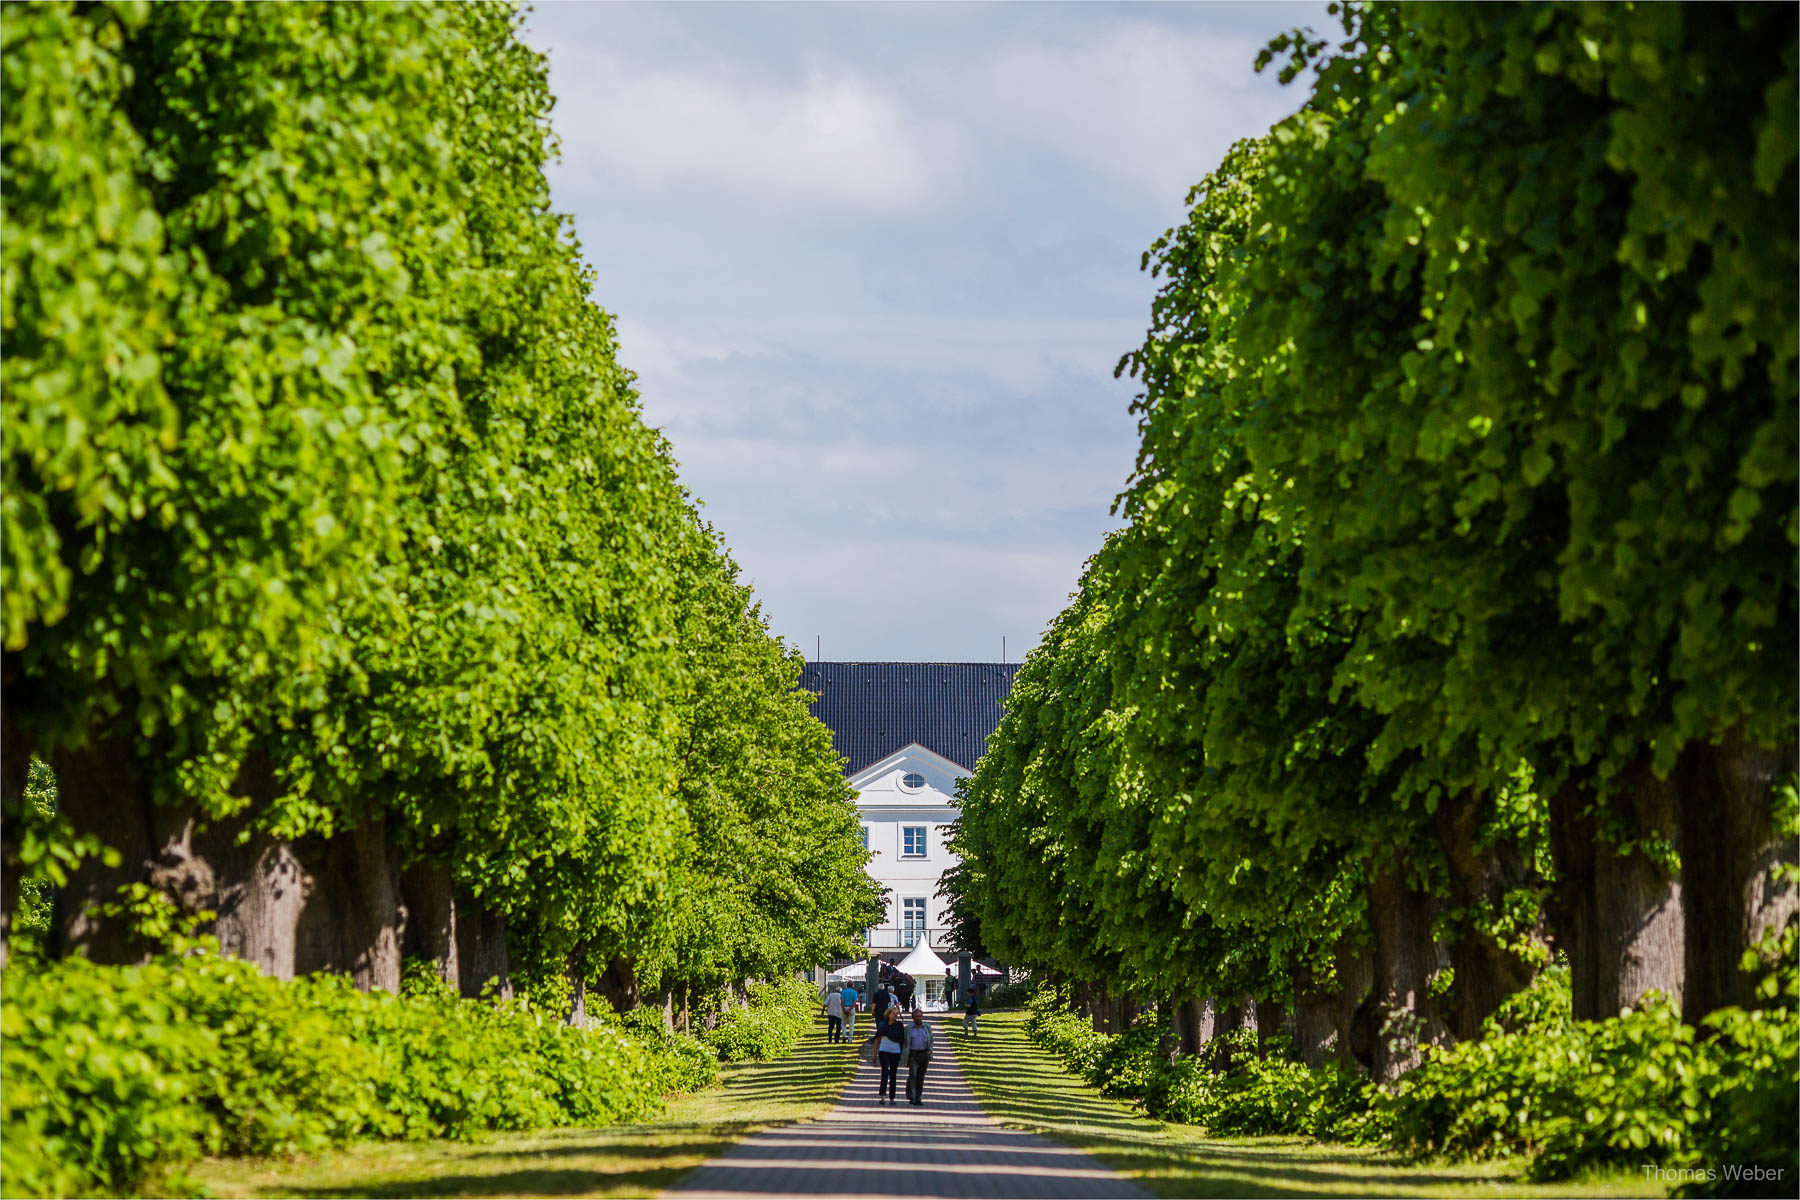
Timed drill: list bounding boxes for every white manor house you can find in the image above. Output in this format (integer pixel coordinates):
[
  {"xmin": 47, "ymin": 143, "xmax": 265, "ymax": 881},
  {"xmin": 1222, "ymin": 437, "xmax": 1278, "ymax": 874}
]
[{"xmin": 800, "ymin": 661, "xmax": 1017, "ymax": 1006}]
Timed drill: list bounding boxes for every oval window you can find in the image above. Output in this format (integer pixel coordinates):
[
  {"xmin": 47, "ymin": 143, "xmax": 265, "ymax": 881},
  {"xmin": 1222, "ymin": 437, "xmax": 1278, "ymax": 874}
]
[{"xmin": 900, "ymin": 772, "xmax": 926, "ymax": 792}]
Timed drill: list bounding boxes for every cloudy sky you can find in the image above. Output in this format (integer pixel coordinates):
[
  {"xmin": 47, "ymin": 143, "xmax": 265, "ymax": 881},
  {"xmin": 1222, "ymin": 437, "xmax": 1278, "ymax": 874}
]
[{"xmin": 523, "ymin": 1, "xmax": 1328, "ymax": 661}]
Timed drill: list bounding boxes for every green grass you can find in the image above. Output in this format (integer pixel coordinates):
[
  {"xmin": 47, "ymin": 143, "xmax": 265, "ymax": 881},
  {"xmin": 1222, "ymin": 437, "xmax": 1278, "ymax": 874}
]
[
  {"xmin": 953, "ymin": 1011, "xmax": 1665, "ymax": 1199},
  {"xmin": 178, "ymin": 1017, "xmax": 860, "ymax": 1199}
]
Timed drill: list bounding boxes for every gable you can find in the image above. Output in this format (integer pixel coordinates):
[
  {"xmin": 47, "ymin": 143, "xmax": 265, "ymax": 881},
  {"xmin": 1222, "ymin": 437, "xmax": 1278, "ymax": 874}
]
[{"xmin": 847, "ymin": 743, "xmax": 967, "ymax": 804}]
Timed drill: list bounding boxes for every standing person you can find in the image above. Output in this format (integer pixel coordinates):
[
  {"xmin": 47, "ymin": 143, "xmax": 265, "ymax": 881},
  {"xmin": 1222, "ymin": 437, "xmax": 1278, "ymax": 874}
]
[
  {"xmin": 963, "ymin": 987, "xmax": 980, "ymax": 1038},
  {"xmin": 823, "ymin": 984, "xmax": 845, "ymax": 1043},
  {"xmin": 840, "ymin": 981, "xmax": 860, "ymax": 1042},
  {"xmin": 943, "ymin": 968, "xmax": 957, "ymax": 1008},
  {"xmin": 875, "ymin": 1006, "xmax": 907, "ymax": 1105},
  {"xmin": 903, "ymin": 1008, "xmax": 935, "ymax": 1105},
  {"xmin": 871, "ymin": 981, "xmax": 891, "ymax": 1027},
  {"xmin": 896, "ymin": 975, "xmax": 915, "ymax": 1012}
]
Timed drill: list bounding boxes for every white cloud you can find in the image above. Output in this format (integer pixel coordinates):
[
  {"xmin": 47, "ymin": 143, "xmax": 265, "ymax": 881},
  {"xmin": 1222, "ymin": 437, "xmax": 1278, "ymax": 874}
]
[
  {"xmin": 977, "ymin": 24, "xmax": 1292, "ymax": 208},
  {"xmin": 542, "ymin": 46, "xmax": 956, "ymax": 215}
]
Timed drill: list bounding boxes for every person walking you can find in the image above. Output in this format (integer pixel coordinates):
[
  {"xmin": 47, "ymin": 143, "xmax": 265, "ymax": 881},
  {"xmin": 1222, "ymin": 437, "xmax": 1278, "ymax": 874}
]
[
  {"xmin": 903, "ymin": 1008, "xmax": 934, "ymax": 1105},
  {"xmin": 963, "ymin": 987, "xmax": 980, "ymax": 1038},
  {"xmin": 822, "ymin": 984, "xmax": 845, "ymax": 1043},
  {"xmin": 840, "ymin": 981, "xmax": 860, "ymax": 1041},
  {"xmin": 875, "ymin": 1006, "xmax": 907, "ymax": 1105}
]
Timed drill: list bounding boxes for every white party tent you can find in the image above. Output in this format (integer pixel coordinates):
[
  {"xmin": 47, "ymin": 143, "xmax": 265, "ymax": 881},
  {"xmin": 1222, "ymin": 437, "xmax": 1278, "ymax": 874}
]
[{"xmin": 894, "ymin": 942, "xmax": 948, "ymax": 978}]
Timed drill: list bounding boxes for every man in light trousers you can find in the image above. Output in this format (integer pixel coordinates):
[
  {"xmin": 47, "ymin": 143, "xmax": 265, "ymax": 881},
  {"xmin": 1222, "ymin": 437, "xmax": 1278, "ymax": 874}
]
[{"xmin": 840, "ymin": 981, "xmax": 860, "ymax": 1041}]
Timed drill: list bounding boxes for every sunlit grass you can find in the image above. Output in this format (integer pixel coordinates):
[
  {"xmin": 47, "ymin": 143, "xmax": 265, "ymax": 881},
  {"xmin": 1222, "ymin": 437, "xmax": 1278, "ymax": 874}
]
[
  {"xmin": 953, "ymin": 1011, "xmax": 1664, "ymax": 1200},
  {"xmin": 178, "ymin": 1017, "xmax": 861, "ymax": 1199}
]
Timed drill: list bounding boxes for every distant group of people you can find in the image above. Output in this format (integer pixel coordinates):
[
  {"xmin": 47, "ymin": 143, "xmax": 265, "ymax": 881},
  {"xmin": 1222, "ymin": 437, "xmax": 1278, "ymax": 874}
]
[{"xmin": 819, "ymin": 968, "xmax": 985, "ymax": 1108}]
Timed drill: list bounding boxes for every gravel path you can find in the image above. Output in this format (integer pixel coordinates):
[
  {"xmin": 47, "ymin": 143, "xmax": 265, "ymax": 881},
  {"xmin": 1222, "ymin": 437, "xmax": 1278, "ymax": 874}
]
[{"xmin": 666, "ymin": 1019, "xmax": 1151, "ymax": 1198}]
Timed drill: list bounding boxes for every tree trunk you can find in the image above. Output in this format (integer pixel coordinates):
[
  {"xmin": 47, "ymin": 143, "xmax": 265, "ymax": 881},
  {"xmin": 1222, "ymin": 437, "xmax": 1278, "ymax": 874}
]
[
  {"xmin": 594, "ymin": 955, "xmax": 640, "ymax": 1016},
  {"xmin": 681, "ymin": 985, "xmax": 691, "ymax": 1034},
  {"xmin": 1257, "ymin": 997, "xmax": 1291, "ymax": 1057},
  {"xmin": 1432, "ymin": 789, "xmax": 1545, "ymax": 1040},
  {"xmin": 1332, "ymin": 938, "xmax": 1376, "ymax": 1070},
  {"xmin": 294, "ymin": 816, "xmax": 406, "ymax": 993},
  {"xmin": 1158, "ymin": 993, "xmax": 1185, "ymax": 1061},
  {"xmin": 51, "ymin": 739, "xmax": 211, "ymax": 964},
  {"xmin": 195, "ymin": 814, "xmax": 306, "ymax": 979},
  {"xmin": 1206, "ymin": 997, "xmax": 1252, "ymax": 1070},
  {"xmin": 1177, "ymin": 996, "xmax": 1209, "ymax": 1055},
  {"xmin": 0, "ymin": 698, "xmax": 31, "ymax": 969},
  {"xmin": 454, "ymin": 887, "xmax": 513, "ymax": 1000},
  {"xmin": 1548, "ymin": 763, "xmax": 1684, "ymax": 1020},
  {"xmin": 567, "ymin": 946, "xmax": 590, "ymax": 1026},
  {"xmin": 1367, "ymin": 864, "xmax": 1448, "ymax": 1082},
  {"xmin": 1677, "ymin": 729, "xmax": 1799, "ymax": 1022},
  {"xmin": 400, "ymin": 859, "xmax": 458, "ymax": 987},
  {"xmin": 1294, "ymin": 990, "xmax": 1336, "ymax": 1067}
]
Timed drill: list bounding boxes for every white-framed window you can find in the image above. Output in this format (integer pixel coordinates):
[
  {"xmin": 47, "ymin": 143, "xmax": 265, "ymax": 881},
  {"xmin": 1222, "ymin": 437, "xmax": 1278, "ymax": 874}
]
[
  {"xmin": 900, "ymin": 771, "xmax": 926, "ymax": 792},
  {"xmin": 902, "ymin": 825, "xmax": 927, "ymax": 857},
  {"xmin": 902, "ymin": 897, "xmax": 926, "ymax": 946}
]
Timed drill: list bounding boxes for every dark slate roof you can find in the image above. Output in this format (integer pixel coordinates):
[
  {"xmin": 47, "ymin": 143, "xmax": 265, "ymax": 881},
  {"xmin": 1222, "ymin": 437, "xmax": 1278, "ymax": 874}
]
[{"xmin": 799, "ymin": 662, "xmax": 1019, "ymax": 775}]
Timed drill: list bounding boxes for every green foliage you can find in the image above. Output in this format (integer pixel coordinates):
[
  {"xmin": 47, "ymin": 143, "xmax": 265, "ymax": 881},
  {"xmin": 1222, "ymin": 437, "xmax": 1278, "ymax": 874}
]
[
  {"xmin": 947, "ymin": 5, "xmax": 1797, "ymax": 1167},
  {"xmin": 0, "ymin": 951, "xmax": 706, "ymax": 1198},
  {"xmin": 1383, "ymin": 960, "xmax": 1798, "ymax": 1188},
  {"xmin": 617, "ymin": 1005, "xmax": 720, "ymax": 1096},
  {"xmin": 700, "ymin": 978, "xmax": 820, "ymax": 1065},
  {"xmin": 985, "ymin": 977, "xmax": 1039, "ymax": 1009},
  {"xmin": 1023, "ymin": 992, "xmax": 1377, "ymax": 1140},
  {"xmin": 1022, "ymin": 968, "xmax": 1795, "ymax": 1191}
]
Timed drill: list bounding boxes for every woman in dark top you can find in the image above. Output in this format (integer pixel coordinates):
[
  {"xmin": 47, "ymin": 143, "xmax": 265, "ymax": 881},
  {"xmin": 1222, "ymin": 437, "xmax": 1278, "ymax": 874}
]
[{"xmin": 875, "ymin": 1009, "xmax": 907, "ymax": 1105}]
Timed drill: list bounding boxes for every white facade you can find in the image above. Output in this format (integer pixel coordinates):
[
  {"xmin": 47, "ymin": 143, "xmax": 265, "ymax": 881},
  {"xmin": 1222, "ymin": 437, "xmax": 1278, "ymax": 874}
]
[{"xmin": 851, "ymin": 743, "xmax": 965, "ymax": 960}]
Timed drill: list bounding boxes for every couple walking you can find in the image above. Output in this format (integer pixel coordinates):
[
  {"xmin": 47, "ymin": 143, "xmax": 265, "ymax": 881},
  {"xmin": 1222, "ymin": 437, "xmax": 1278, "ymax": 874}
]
[
  {"xmin": 823, "ymin": 982, "xmax": 858, "ymax": 1043},
  {"xmin": 871, "ymin": 1006, "xmax": 934, "ymax": 1106}
]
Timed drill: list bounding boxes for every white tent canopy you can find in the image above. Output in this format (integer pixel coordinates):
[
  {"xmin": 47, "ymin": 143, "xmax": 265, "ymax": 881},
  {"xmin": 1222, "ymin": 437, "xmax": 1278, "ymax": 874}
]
[{"xmin": 894, "ymin": 942, "xmax": 947, "ymax": 977}]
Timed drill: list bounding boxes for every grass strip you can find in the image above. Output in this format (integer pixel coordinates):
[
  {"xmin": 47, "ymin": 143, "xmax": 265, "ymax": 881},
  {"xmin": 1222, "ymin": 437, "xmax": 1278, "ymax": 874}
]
[
  {"xmin": 953, "ymin": 1010, "xmax": 1664, "ymax": 1199},
  {"xmin": 179, "ymin": 1015, "xmax": 860, "ymax": 1199}
]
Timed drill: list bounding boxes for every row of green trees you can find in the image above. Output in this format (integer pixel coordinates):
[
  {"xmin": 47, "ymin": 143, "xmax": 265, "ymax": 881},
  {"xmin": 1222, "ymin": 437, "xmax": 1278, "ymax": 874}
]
[
  {"xmin": 950, "ymin": 1, "xmax": 1796, "ymax": 1080},
  {"xmin": 1, "ymin": 0, "xmax": 882, "ymax": 1014}
]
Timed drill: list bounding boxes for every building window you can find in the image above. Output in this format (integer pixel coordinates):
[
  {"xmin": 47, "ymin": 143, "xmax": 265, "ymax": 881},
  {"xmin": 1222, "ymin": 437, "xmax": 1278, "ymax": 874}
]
[
  {"xmin": 859, "ymin": 826, "xmax": 869, "ymax": 850},
  {"xmin": 902, "ymin": 825, "xmax": 927, "ymax": 857},
  {"xmin": 900, "ymin": 771, "xmax": 926, "ymax": 792},
  {"xmin": 902, "ymin": 897, "xmax": 926, "ymax": 946}
]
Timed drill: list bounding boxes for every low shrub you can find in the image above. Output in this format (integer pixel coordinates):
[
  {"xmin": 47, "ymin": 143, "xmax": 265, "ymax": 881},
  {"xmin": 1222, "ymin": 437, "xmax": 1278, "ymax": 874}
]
[
  {"xmin": 700, "ymin": 976, "xmax": 819, "ymax": 1063},
  {"xmin": 617, "ymin": 1005, "xmax": 720, "ymax": 1095},
  {"xmin": 985, "ymin": 977, "xmax": 1037, "ymax": 1008},
  {"xmin": 1017, "ymin": 949, "xmax": 1797, "ymax": 1194},
  {"xmin": 1383, "ymin": 957, "xmax": 1799, "ymax": 1189},
  {"xmin": 0, "ymin": 951, "xmax": 696, "ymax": 1198}
]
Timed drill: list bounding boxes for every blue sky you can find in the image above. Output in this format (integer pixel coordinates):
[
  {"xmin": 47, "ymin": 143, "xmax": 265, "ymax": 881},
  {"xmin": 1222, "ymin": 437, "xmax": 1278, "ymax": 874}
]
[{"xmin": 523, "ymin": 1, "xmax": 1328, "ymax": 661}]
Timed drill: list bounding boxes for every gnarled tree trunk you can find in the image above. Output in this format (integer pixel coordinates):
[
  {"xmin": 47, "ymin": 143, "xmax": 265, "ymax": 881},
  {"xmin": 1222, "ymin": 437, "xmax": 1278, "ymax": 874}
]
[
  {"xmin": 1677, "ymin": 729, "xmax": 1799, "ymax": 1022},
  {"xmin": 1433, "ymin": 788, "xmax": 1545, "ymax": 1040},
  {"xmin": 1177, "ymin": 996, "xmax": 1210, "ymax": 1055},
  {"xmin": 594, "ymin": 955, "xmax": 640, "ymax": 1016},
  {"xmin": 0, "ymin": 696, "xmax": 32, "ymax": 969},
  {"xmin": 1256, "ymin": 997, "xmax": 1289, "ymax": 1056},
  {"xmin": 401, "ymin": 859, "xmax": 459, "ymax": 987},
  {"xmin": 454, "ymin": 887, "xmax": 512, "ymax": 1000},
  {"xmin": 1367, "ymin": 864, "xmax": 1448, "ymax": 1081},
  {"xmin": 294, "ymin": 816, "xmax": 406, "ymax": 993},
  {"xmin": 1332, "ymin": 938, "xmax": 1376, "ymax": 1070},
  {"xmin": 566, "ymin": 945, "xmax": 590, "ymax": 1026},
  {"xmin": 1549, "ymin": 763, "xmax": 1684, "ymax": 1020},
  {"xmin": 195, "ymin": 813, "xmax": 306, "ymax": 979},
  {"xmin": 52, "ymin": 738, "xmax": 212, "ymax": 963}
]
